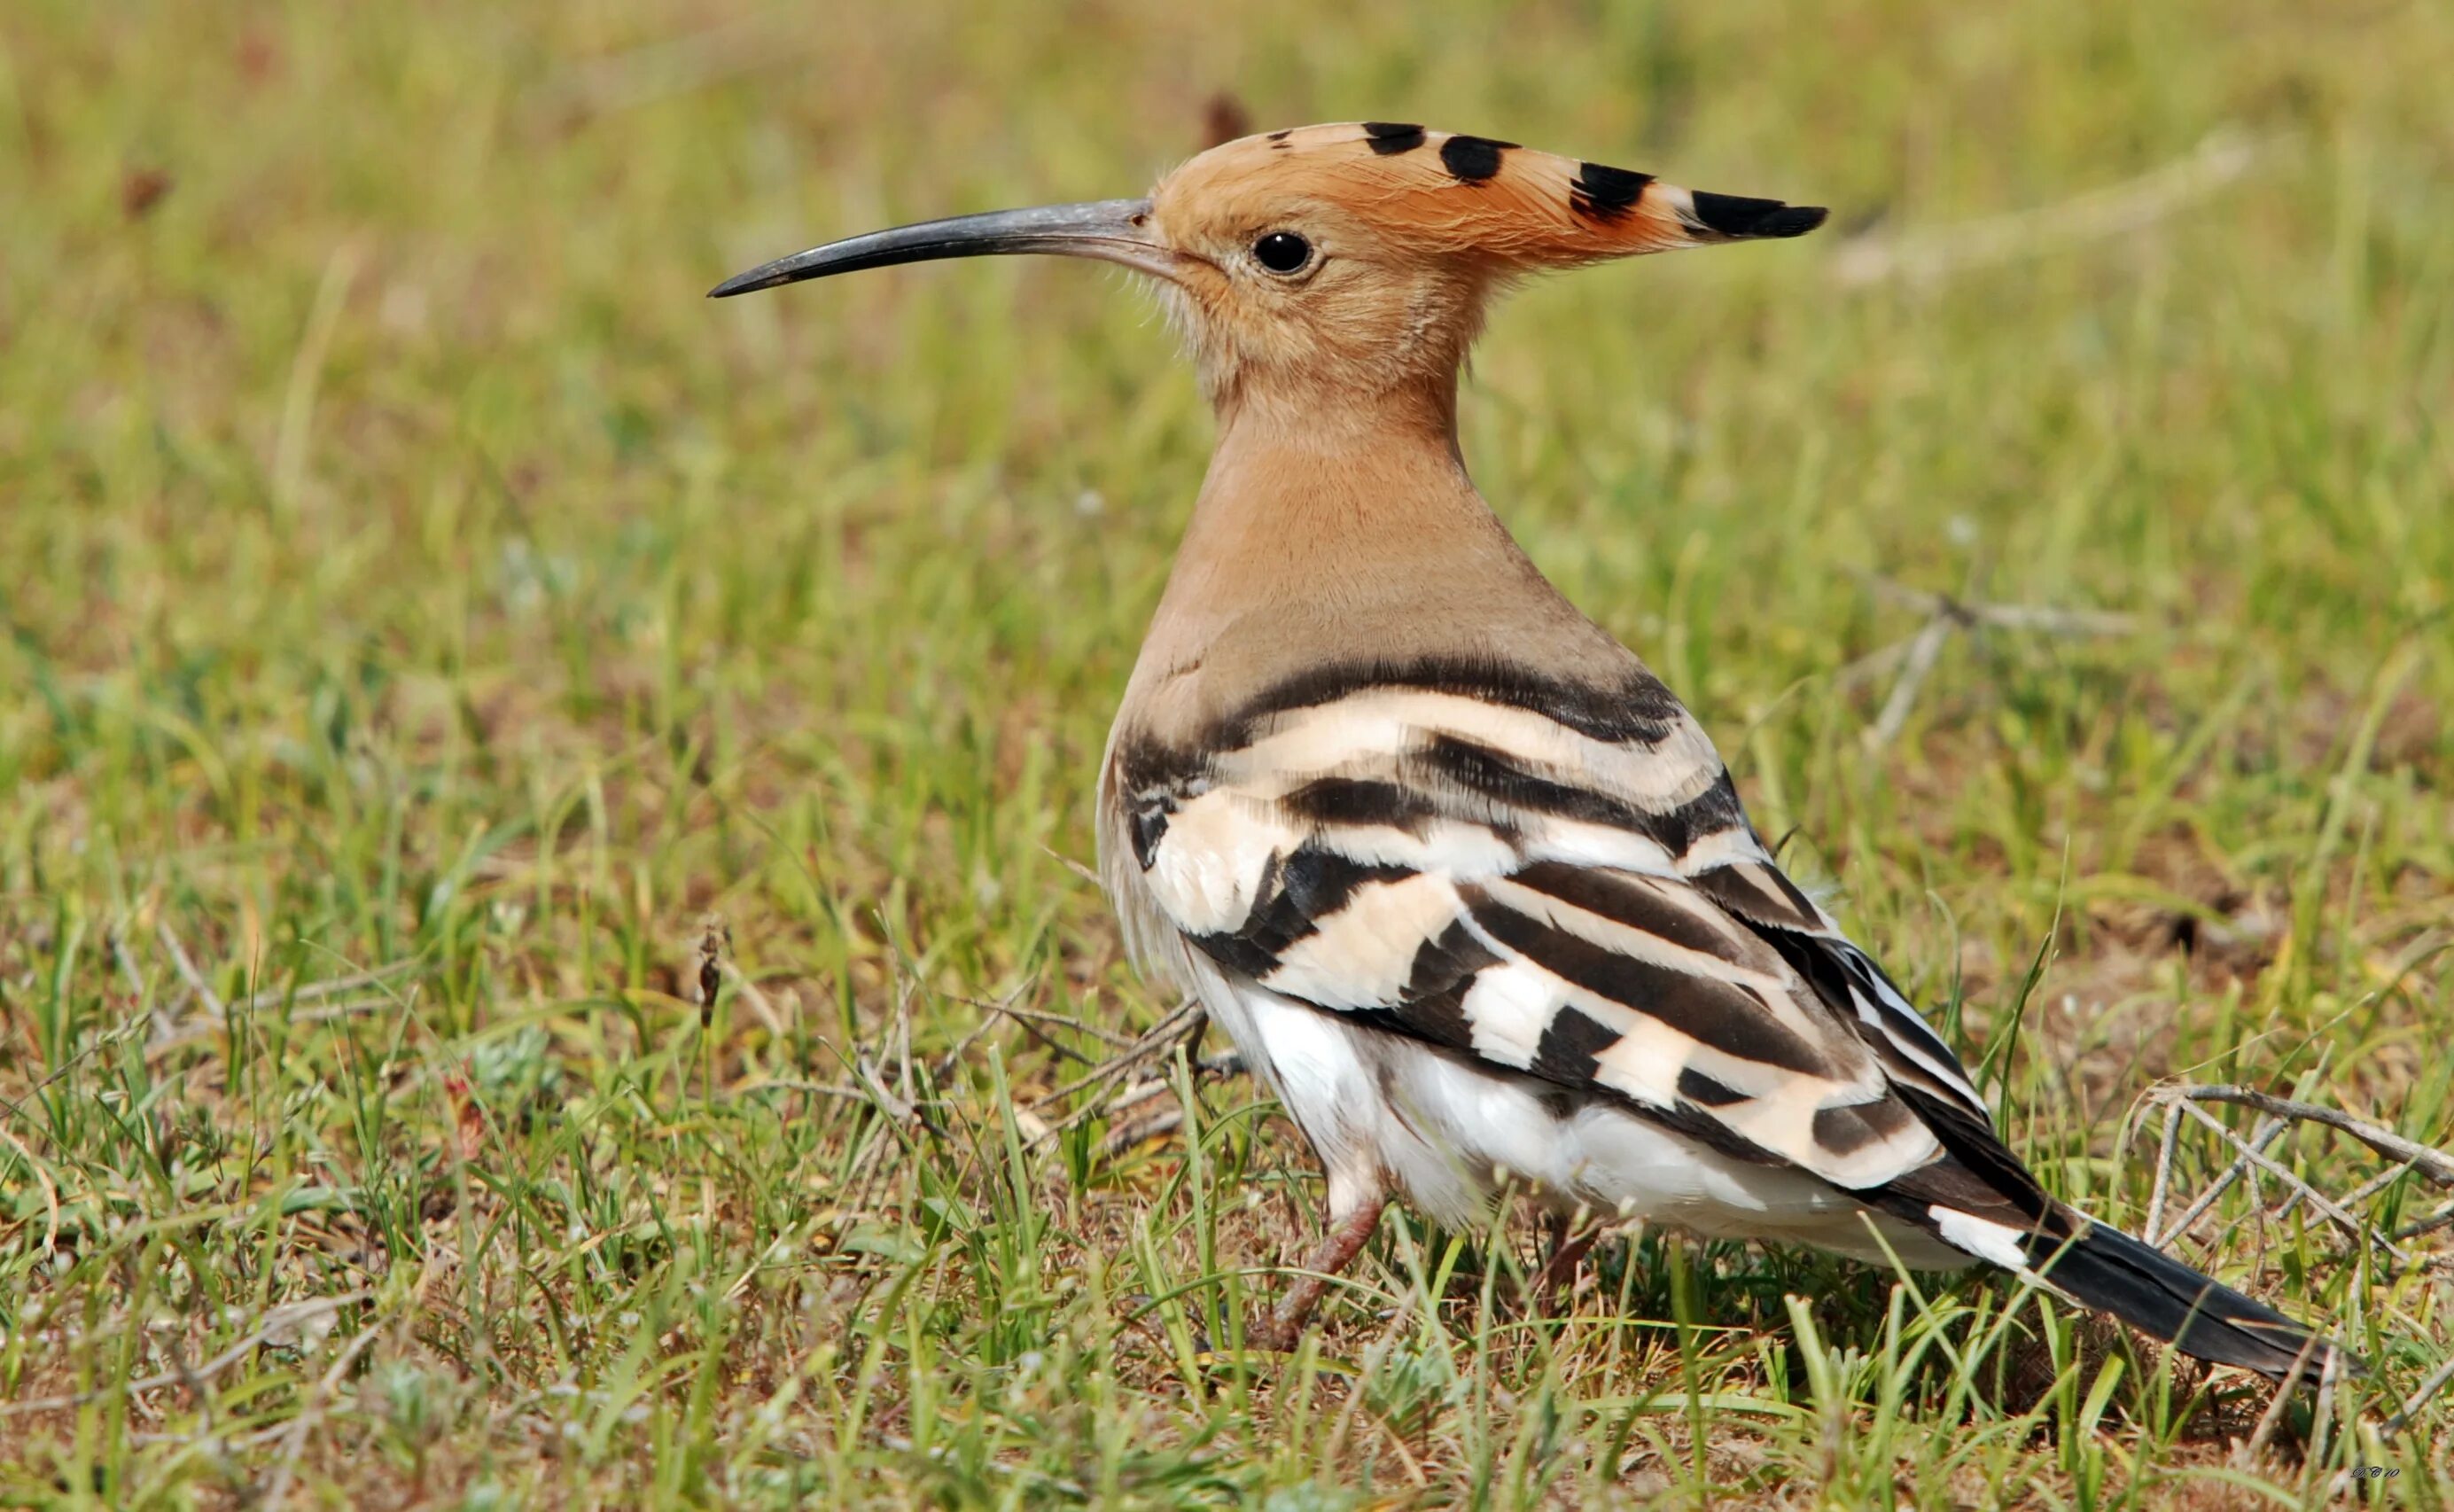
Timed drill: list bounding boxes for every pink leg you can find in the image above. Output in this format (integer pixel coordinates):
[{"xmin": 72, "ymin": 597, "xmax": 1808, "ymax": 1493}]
[
  {"xmin": 1534, "ymin": 1211, "xmax": 1599, "ymax": 1305},
  {"xmin": 1255, "ymin": 1191, "xmax": 1386, "ymax": 1350}
]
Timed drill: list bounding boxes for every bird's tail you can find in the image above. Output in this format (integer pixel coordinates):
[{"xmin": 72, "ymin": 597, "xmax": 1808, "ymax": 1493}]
[
  {"xmin": 1872, "ymin": 1087, "xmax": 2354, "ymax": 1382},
  {"xmin": 2002, "ymin": 1206, "xmax": 2353, "ymax": 1381}
]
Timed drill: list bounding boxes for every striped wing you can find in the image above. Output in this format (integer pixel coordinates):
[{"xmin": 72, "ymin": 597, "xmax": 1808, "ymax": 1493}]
[{"xmin": 1110, "ymin": 659, "xmax": 1990, "ymax": 1192}]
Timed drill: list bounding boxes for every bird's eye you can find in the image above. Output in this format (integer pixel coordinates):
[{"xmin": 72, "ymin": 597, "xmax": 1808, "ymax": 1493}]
[{"xmin": 1252, "ymin": 231, "xmax": 1313, "ymax": 275}]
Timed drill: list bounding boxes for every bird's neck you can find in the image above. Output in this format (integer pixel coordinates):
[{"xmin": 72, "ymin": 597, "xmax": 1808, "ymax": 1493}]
[
  {"xmin": 1122, "ymin": 374, "xmax": 1624, "ymax": 728},
  {"xmin": 1165, "ymin": 383, "xmax": 1497, "ymax": 623}
]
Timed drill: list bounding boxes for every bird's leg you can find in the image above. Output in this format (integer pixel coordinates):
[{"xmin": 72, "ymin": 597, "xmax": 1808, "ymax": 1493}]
[
  {"xmin": 1534, "ymin": 1209, "xmax": 1598, "ymax": 1305},
  {"xmin": 1254, "ymin": 1184, "xmax": 1386, "ymax": 1351}
]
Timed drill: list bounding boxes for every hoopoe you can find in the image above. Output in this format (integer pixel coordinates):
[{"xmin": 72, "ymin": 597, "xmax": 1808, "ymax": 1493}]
[{"xmin": 714, "ymin": 123, "xmax": 2347, "ymax": 1379}]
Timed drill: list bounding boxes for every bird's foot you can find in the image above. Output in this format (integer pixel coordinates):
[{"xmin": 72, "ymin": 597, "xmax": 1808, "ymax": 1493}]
[{"xmin": 1531, "ymin": 1212, "xmax": 1599, "ymax": 1308}]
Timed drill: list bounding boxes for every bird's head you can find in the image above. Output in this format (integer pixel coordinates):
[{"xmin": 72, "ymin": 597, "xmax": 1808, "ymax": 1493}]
[{"xmin": 714, "ymin": 122, "xmax": 1825, "ymax": 425}]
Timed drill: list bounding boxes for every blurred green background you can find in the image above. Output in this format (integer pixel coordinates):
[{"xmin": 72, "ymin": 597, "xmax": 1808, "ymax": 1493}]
[{"xmin": 2, "ymin": 1, "xmax": 2450, "ymax": 1505}]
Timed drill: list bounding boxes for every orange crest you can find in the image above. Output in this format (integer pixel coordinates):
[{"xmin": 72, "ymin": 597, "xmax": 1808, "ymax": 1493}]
[{"xmin": 1156, "ymin": 122, "xmax": 1825, "ymax": 269}]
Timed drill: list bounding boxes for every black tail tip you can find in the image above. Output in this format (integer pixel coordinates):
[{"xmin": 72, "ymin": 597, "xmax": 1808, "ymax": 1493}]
[{"xmin": 2036, "ymin": 1220, "xmax": 2361, "ymax": 1383}]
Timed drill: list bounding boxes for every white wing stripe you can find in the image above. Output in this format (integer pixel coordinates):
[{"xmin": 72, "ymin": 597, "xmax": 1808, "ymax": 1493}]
[
  {"xmin": 1112, "ymin": 671, "xmax": 1993, "ymax": 1196},
  {"xmin": 1264, "ymin": 872, "xmax": 1462, "ymax": 1009},
  {"xmin": 1228, "ymin": 690, "xmax": 1727, "ymax": 812}
]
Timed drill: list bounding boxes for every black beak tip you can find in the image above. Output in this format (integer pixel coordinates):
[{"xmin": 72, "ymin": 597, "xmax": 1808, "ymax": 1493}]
[{"xmin": 707, "ymin": 269, "xmax": 775, "ymax": 300}]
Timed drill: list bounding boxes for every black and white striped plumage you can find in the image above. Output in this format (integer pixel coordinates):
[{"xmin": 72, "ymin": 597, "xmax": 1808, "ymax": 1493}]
[
  {"xmin": 711, "ymin": 117, "xmax": 2347, "ymax": 1380},
  {"xmin": 1101, "ymin": 657, "xmax": 2340, "ymax": 1378}
]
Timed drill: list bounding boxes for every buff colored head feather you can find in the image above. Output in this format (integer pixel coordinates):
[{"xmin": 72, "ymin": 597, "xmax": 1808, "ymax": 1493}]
[{"xmin": 715, "ymin": 122, "xmax": 1824, "ymax": 414}]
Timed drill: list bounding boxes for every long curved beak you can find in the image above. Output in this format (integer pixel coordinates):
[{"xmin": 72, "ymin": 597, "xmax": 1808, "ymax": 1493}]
[{"xmin": 709, "ymin": 198, "xmax": 1175, "ymax": 298}]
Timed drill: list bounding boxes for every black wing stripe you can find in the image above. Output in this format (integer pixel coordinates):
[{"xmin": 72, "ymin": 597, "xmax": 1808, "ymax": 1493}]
[
  {"xmin": 1406, "ymin": 918, "xmax": 1501, "ymax": 997},
  {"xmin": 1530, "ymin": 1004, "xmax": 1620, "ymax": 1083},
  {"xmin": 1508, "ymin": 861, "xmax": 1760, "ymax": 965},
  {"xmin": 1364, "ymin": 981, "xmax": 1477, "ymax": 1050},
  {"xmin": 1282, "ymin": 776, "xmax": 1439, "ymax": 832},
  {"xmin": 1216, "ymin": 656, "xmax": 1689, "ymax": 748},
  {"xmin": 1186, "ymin": 846, "xmax": 1410, "ymax": 980},
  {"xmin": 1123, "ymin": 666, "xmax": 1992, "ymax": 1193},
  {"xmin": 1462, "ymin": 892, "xmax": 1833, "ymax": 1077},
  {"xmin": 1811, "ymin": 1098, "xmax": 1920, "ymax": 1159},
  {"xmin": 1336, "ymin": 1000, "xmax": 1788, "ymax": 1169},
  {"xmin": 1415, "ymin": 735, "xmax": 1647, "ymax": 828},
  {"xmin": 1742, "ymin": 916, "xmax": 1990, "ymax": 1115},
  {"xmin": 1834, "ymin": 947, "xmax": 1981, "ymax": 1096},
  {"xmin": 1638, "ymin": 774, "xmax": 1753, "ymax": 858},
  {"xmin": 1689, "ymin": 859, "xmax": 1826, "ymax": 931},
  {"xmin": 1675, "ymin": 1065, "xmax": 1750, "ymax": 1106}
]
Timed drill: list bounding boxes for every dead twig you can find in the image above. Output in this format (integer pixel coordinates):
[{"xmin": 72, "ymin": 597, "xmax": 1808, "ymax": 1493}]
[
  {"xmin": 1841, "ymin": 577, "xmax": 2140, "ymax": 750},
  {"xmin": 720, "ymin": 960, "xmax": 788, "ymax": 1037},
  {"xmin": 2238, "ymin": 1329, "xmax": 2333, "ymax": 1467},
  {"xmin": 0, "ymin": 1290, "xmax": 372, "ymax": 1418},
  {"xmin": 1024, "ymin": 1001, "xmax": 1205, "ymax": 1117},
  {"xmin": 1023, "ymin": 1003, "xmax": 1213, "ymax": 1149},
  {"xmin": 2144, "ymin": 1096, "xmax": 2185, "ymax": 1243},
  {"xmin": 1102, "ymin": 1100, "xmax": 1188, "ymax": 1157},
  {"xmin": 955, "ymin": 994, "xmax": 1136, "ymax": 1052},
  {"xmin": 2386, "ymin": 1352, "xmax": 2454, "ymax": 1436},
  {"xmin": 985, "ymin": 1004, "xmax": 1107, "ymax": 1069},
  {"xmin": 732, "ymin": 1078, "xmax": 869, "ymax": 1103},
  {"xmin": 2163, "ymin": 1086, "xmax": 2454, "ymax": 1189},
  {"xmin": 2154, "ymin": 1094, "xmax": 2411, "ymax": 1265},
  {"xmin": 1860, "ymin": 577, "xmax": 2141, "ymax": 638},
  {"xmin": 528, "ymin": 11, "xmax": 817, "ymax": 122},
  {"xmin": 109, "ymin": 928, "xmax": 150, "ymax": 1005},
  {"xmin": 142, "ymin": 996, "xmax": 404, "ymax": 1065},
  {"xmin": 229, "ymin": 961, "xmax": 418, "ymax": 1017},
  {"xmin": 2149, "ymin": 1115, "xmax": 2287, "ymax": 1248},
  {"xmin": 2276, "ymin": 1158, "xmax": 2419, "ymax": 1228},
  {"xmin": 1831, "ymin": 129, "xmax": 2262, "ymax": 289},
  {"xmin": 2391, "ymin": 1201, "xmax": 2454, "ymax": 1243},
  {"xmin": 1866, "ymin": 615, "xmax": 1954, "ymax": 751},
  {"xmin": 156, "ymin": 919, "xmax": 228, "ymax": 1022},
  {"xmin": 258, "ymin": 1315, "xmax": 387, "ymax": 1509}
]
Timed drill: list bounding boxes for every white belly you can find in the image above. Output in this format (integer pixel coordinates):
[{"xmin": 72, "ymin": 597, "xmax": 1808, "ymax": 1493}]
[{"xmin": 1187, "ymin": 953, "xmax": 1967, "ymax": 1270}]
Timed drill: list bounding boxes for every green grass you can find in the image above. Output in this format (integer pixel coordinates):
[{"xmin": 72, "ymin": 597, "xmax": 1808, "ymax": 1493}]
[{"xmin": 3, "ymin": 0, "xmax": 2451, "ymax": 1504}]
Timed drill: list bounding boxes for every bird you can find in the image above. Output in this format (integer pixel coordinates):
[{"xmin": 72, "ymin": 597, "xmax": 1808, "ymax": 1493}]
[{"xmin": 713, "ymin": 122, "xmax": 2349, "ymax": 1380}]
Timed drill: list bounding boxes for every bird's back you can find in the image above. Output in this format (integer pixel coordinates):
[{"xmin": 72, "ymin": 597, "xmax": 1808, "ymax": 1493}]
[{"xmin": 1097, "ymin": 434, "xmax": 2339, "ymax": 1379}]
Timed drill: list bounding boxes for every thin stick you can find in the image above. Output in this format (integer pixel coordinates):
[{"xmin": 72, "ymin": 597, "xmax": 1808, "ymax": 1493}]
[
  {"xmin": 2150, "ymin": 1117, "xmax": 2285, "ymax": 1247},
  {"xmin": 2144, "ymin": 1099, "xmax": 2184, "ymax": 1243},
  {"xmin": 258, "ymin": 1317, "xmax": 386, "ymax": 1508},
  {"xmin": 110, "ymin": 929, "xmax": 149, "ymax": 1003},
  {"xmin": 2391, "ymin": 1201, "xmax": 2454, "ymax": 1243},
  {"xmin": 1831, "ymin": 129, "xmax": 2260, "ymax": 289},
  {"xmin": 962, "ymin": 997, "xmax": 1137, "ymax": 1051},
  {"xmin": 2385, "ymin": 1352, "xmax": 2454, "ymax": 1435},
  {"xmin": 1024, "ymin": 1002, "xmax": 1204, "ymax": 1113},
  {"xmin": 228, "ymin": 962, "xmax": 417, "ymax": 1017},
  {"xmin": 721, "ymin": 960, "xmax": 787, "ymax": 1037},
  {"xmin": 2164, "ymin": 1085, "xmax": 2454, "ymax": 1189},
  {"xmin": 730, "ymin": 1078, "xmax": 869, "ymax": 1102},
  {"xmin": 1844, "ymin": 577, "xmax": 2140, "ymax": 750},
  {"xmin": 2275, "ymin": 1158, "xmax": 2417, "ymax": 1226},
  {"xmin": 1859, "ymin": 576, "xmax": 2141, "ymax": 636},
  {"xmin": 2166, "ymin": 1098, "xmax": 2409, "ymax": 1263},
  {"xmin": 1865, "ymin": 615, "xmax": 1954, "ymax": 751},
  {"xmin": 0, "ymin": 1290, "xmax": 372, "ymax": 1418},
  {"xmin": 157, "ymin": 920, "xmax": 229, "ymax": 1022},
  {"xmin": 1024, "ymin": 1004, "xmax": 1210, "ymax": 1148},
  {"xmin": 2240, "ymin": 1333, "xmax": 2332, "ymax": 1466}
]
